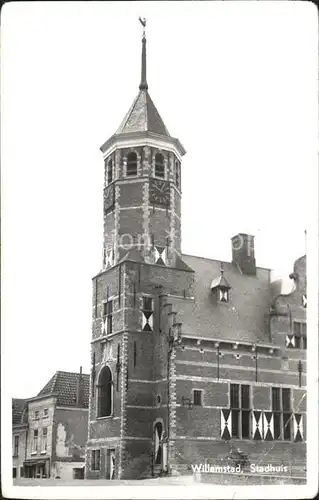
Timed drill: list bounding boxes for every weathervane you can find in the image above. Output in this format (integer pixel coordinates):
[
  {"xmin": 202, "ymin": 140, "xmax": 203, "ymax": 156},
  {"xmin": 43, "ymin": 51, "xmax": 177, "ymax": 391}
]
[{"xmin": 139, "ymin": 16, "xmax": 146, "ymax": 37}]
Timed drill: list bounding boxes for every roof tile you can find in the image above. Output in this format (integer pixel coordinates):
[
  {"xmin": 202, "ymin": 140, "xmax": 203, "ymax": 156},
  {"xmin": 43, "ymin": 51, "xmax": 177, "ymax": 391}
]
[
  {"xmin": 116, "ymin": 90, "xmax": 170, "ymax": 137},
  {"xmin": 37, "ymin": 371, "xmax": 90, "ymax": 408}
]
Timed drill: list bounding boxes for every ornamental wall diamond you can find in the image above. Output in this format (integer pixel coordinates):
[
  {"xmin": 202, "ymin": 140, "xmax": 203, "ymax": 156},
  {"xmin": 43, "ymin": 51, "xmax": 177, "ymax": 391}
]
[
  {"xmin": 263, "ymin": 412, "xmax": 274, "ymax": 441},
  {"xmin": 142, "ymin": 310, "xmax": 154, "ymax": 332},
  {"xmin": 220, "ymin": 409, "xmax": 232, "ymax": 440},
  {"xmin": 286, "ymin": 334, "xmax": 295, "ymax": 348},
  {"xmin": 252, "ymin": 411, "xmax": 263, "ymax": 440},
  {"xmin": 154, "ymin": 246, "xmax": 167, "ymax": 266},
  {"xmin": 293, "ymin": 414, "xmax": 303, "ymax": 442}
]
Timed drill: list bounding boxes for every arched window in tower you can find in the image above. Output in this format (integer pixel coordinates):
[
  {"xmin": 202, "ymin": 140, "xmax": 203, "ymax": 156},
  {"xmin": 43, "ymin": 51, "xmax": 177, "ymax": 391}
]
[
  {"xmin": 97, "ymin": 366, "xmax": 113, "ymax": 417},
  {"xmin": 107, "ymin": 160, "xmax": 113, "ymax": 185},
  {"xmin": 127, "ymin": 152, "xmax": 138, "ymax": 177},
  {"xmin": 155, "ymin": 153, "xmax": 165, "ymax": 179}
]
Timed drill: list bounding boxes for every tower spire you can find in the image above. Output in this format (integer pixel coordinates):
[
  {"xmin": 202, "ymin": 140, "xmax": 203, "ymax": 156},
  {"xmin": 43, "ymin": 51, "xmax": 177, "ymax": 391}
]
[{"xmin": 139, "ymin": 17, "xmax": 148, "ymax": 91}]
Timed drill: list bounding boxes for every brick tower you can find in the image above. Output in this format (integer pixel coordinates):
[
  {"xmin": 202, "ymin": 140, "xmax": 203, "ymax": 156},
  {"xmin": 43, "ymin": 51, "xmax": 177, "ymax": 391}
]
[{"xmin": 85, "ymin": 20, "xmax": 193, "ymax": 479}]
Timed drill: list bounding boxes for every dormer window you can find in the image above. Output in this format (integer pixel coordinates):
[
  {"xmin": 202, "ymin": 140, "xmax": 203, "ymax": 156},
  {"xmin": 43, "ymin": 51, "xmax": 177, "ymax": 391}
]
[
  {"xmin": 155, "ymin": 153, "xmax": 165, "ymax": 178},
  {"xmin": 211, "ymin": 263, "xmax": 231, "ymax": 304},
  {"xmin": 127, "ymin": 152, "xmax": 137, "ymax": 177}
]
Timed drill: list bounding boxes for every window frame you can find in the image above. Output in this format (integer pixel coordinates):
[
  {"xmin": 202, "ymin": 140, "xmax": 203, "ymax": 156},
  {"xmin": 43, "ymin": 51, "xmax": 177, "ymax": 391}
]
[
  {"xmin": 126, "ymin": 152, "xmax": 138, "ymax": 177},
  {"xmin": 41, "ymin": 427, "xmax": 48, "ymax": 453},
  {"xmin": 103, "ymin": 300, "xmax": 113, "ymax": 335},
  {"xmin": 142, "ymin": 296, "xmax": 153, "ymax": 312},
  {"xmin": 97, "ymin": 366, "xmax": 113, "ymax": 418},
  {"xmin": 32, "ymin": 429, "xmax": 38, "ymax": 453},
  {"xmin": 175, "ymin": 160, "xmax": 181, "ymax": 189},
  {"xmin": 91, "ymin": 449, "xmax": 101, "ymax": 471},
  {"xmin": 13, "ymin": 435, "xmax": 19, "ymax": 457},
  {"xmin": 193, "ymin": 389, "xmax": 203, "ymax": 406},
  {"xmin": 154, "ymin": 153, "xmax": 165, "ymax": 179},
  {"xmin": 291, "ymin": 321, "xmax": 307, "ymax": 349},
  {"xmin": 272, "ymin": 386, "xmax": 292, "ymax": 441},
  {"xmin": 107, "ymin": 159, "xmax": 113, "ymax": 185},
  {"xmin": 230, "ymin": 384, "xmax": 251, "ymax": 440}
]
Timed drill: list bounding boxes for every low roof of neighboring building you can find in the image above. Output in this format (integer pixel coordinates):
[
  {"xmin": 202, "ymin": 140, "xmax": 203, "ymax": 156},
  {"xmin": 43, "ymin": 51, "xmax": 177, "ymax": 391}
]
[
  {"xmin": 37, "ymin": 371, "xmax": 90, "ymax": 408},
  {"xmin": 12, "ymin": 398, "xmax": 28, "ymax": 425}
]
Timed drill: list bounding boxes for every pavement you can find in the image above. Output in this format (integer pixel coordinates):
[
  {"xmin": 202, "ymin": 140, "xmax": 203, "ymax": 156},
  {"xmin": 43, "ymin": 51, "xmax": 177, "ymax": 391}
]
[{"xmin": 13, "ymin": 476, "xmax": 195, "ymax": 486}]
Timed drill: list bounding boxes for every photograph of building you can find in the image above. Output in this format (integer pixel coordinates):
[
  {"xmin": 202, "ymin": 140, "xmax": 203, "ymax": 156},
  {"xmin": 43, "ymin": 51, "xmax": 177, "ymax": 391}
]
[
  {"xmin": 84, "ymin": 21, "xmax": 307, "ymax": 484},
  {"xmin": 4, "ymin": 2, "xmax": 315, "ymax": 496}
]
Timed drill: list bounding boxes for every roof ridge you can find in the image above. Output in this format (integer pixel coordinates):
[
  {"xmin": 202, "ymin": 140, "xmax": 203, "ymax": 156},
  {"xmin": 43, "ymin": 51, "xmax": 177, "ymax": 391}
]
[
  {"xmin": 145, "ymin": 90, "xmax": 149, "ymax": 132},
  {"xmin": 116, "ymin": 92, "xmax": 141, "ymax": 134},
  {"xmin": 51, "ymin": 371, "xmax": 59, "ymax": 392},
  {"xmin": 55, "ymin": 370, "xmax": 90, "ymax": 376},
  {"xmin": 146, "ymin": 92, "xmax": 170, "ymax": 136}
]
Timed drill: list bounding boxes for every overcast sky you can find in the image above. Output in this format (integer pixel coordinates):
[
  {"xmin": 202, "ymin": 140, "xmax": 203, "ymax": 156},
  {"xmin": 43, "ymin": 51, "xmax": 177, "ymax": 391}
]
[{"xmin": 2, "ymin": 2, "xmax": 317, "ymax": 398}]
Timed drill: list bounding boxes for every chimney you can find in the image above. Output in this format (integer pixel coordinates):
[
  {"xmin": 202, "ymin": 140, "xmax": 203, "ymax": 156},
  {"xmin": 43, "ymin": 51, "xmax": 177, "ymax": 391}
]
[
  {"xmin": 76, "ymin": 366, "xmax": 83, "ymax": 407},
  {"xmin": 231, "ymin": 233, "xmax": 256, "ymax": 276}
]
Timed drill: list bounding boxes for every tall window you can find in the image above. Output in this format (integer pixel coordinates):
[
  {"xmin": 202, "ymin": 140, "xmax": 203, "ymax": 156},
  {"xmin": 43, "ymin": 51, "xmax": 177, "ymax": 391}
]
[
  {"xmin": 91, "ymin": 450, "xmax": 101, "ymax": 471},
  {"xmin": 97, "ymin": 366, "xmax": 113, "ymax": 417},
  {"xmin": 241, "ymin": 385, "xmax": 251, "ymax": 438},
  {"xmin": 32, "ymin": 429, "xmax": 38, "ymax": 453},
  {"xmin": 127, "ymin": 152, "xmax": 137, "ymax": 176},
  {"xmin": 155, "ymin": 153, "xmax": 165, "ymax": 178},
  {"xmin": 272, "ymin": 387, "xmax": 292, "ymax": 440},
  {"xmin": 230, "ymin": 384, "xmax": 251, "ymax": 439},
  {"xmin": 12, "ymin": 468, "xmax": 17, "ymax": 478},
  {"xmin": 293, "ymin": 322, "xmax": 307, "ymax": 349},
  {"xmin": 41, "ymin": 428, "xmax": 48, "ymax": 452},
  {"xmin": 175, "ymin": 160, "xmax": 180, "ymax": 189},
  {"xmin": 193, "ymin": 390, "xmax": 203, "ymax": 406},
  {"xmin": 43, "ymin": 408, "xmax": 48, "ymax": 417},
  {"xmin": 107, "ymin": 159, "xmax": 113, "ymax": 184},
  {"xmin": 13, "ymin": 435, "xmax": 19, "ymax": 457},
  {"xmin": 103, "ymin": 301, "xmax": 113, "ymax": 335}
]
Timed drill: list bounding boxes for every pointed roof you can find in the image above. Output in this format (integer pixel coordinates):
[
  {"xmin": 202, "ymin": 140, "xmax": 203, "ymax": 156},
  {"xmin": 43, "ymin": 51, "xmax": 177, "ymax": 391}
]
[
  {"xmin": 210, "ymin": 264, "xmax": 232, "ymax": 290},
  {"xmin": 116, "ymin": 90, "xmax": 170, "ymax": 137},
  {"xmin": 116, "ymin": 28, "xmax": 170, "ymax": 138},
  {"xmin": 101, "ymin": 20, "xmax": 186, "ymax": 156},
  {"xmin": 210, "ymin": 274, "xmax": 232, "ymax": 290}
]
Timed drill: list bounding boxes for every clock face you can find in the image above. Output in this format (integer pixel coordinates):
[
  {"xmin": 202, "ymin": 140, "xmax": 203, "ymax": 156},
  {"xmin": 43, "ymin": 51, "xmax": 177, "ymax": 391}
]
[
  {"xmin": 149, "ymin": 179, "xmax": 170, "ymax": 206},
  {"xmin": 104, "ymin": 185, "xmax": 114, "ymax": 213}
]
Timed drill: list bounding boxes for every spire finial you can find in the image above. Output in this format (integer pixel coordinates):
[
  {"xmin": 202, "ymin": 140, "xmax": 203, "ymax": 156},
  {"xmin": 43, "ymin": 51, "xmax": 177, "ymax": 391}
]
[
  {"xmin": 220, "ymin": 262, "xmax": 224, "ymax": 275},
  {"xmin": 139, "ymin": 17, "xmax": 148, "ymax": 91}
]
